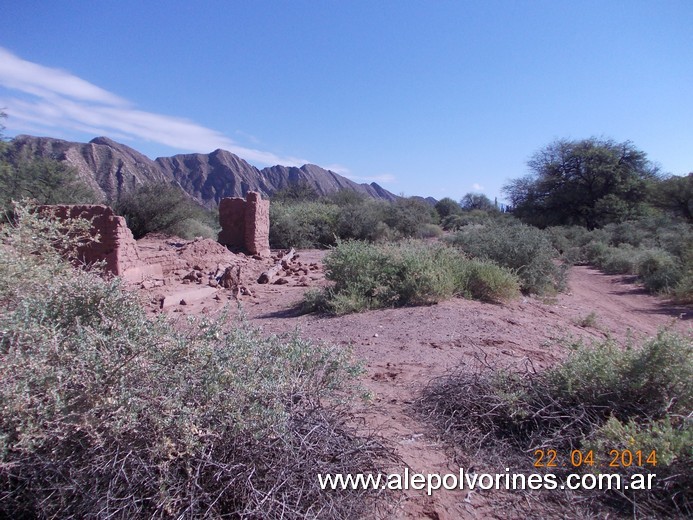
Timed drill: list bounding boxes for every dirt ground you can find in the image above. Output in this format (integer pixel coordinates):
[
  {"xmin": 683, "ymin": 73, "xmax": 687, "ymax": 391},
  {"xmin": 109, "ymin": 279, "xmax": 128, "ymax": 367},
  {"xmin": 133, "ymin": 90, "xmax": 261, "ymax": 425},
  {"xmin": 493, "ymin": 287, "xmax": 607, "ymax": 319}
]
[{"xmin": 136, "ymin": 243, "xmax": 691, "ymax": 519}]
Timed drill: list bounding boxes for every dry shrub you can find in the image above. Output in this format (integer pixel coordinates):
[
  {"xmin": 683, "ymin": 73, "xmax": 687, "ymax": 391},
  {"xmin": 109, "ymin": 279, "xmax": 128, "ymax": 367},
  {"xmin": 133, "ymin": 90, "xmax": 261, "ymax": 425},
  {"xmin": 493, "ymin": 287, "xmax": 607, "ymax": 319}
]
[
  {"xmin": 418, "ymin": 332, "xmax": 692, "ymax": 517},
  {"xmin": 0, "ymin": 202, "xmax": 396, "ymax": 519}
]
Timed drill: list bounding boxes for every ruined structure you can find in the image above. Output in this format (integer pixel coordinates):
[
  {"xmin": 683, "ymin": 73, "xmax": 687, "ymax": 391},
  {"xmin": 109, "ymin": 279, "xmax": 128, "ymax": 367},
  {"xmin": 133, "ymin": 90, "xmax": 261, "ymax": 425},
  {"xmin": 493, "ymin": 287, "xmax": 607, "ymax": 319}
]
[
  {"xmin": 41, "ymin": 205, "xmax": 161, "ymax": 282},
  {"xmin": 217, "ymin": 192, "xmax": 270, "ymax": 256}
]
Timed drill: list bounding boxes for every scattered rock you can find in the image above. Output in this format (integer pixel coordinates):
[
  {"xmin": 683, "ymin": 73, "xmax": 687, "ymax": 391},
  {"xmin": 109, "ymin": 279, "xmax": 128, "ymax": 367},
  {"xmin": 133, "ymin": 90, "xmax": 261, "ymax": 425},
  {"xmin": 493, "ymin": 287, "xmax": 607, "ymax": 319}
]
[
  {"xmin": 218, "ymin": 265, "xmax": 241, "ymax": 289},
  {"xmin": 274, "ymin": 277, "xmax": 289, "ymax": 285}
]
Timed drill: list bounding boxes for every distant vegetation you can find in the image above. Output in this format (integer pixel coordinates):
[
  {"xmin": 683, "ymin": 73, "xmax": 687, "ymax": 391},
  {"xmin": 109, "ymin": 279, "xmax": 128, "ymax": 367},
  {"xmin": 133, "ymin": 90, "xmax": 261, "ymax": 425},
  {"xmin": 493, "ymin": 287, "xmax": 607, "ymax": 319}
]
[
  {"xmin": 0, "ymin": 113, "xmax": 100, "ymax": 215},
  {"xmin": 548, "ymin": 217, "xmax": 692, "ymax": 303},
  {"xmin": 501, "ymin": 137, "xmax": 692, "ymax": 302},
  {"xmin": 2, "ymin": 115, "xmax": 690, "ymax": 301},
  {"xmin": 115, "ymin": 182, "xmax": 219, "ymax": 239},
  {"xmin": 449, "ymin": 220, "xmax": 567, "ymax": 294},
  {"xmin": 270, "ymin": 184, "xmax": 441, "ymax": 249}
]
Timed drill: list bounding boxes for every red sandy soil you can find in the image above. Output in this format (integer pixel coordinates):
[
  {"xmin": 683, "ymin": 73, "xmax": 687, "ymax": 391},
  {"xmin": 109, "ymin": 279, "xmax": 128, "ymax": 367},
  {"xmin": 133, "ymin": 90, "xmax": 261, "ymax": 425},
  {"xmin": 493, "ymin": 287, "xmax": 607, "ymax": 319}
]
[{"xmin": 136, "ymin": 244, "xmax": 691, "ymax": 519}]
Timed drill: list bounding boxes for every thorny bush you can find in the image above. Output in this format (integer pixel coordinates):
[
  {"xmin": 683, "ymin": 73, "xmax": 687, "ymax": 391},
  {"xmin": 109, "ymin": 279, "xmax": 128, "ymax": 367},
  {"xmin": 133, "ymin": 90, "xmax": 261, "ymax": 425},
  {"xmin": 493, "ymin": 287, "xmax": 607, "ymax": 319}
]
[
  {"xmin": 419, "ymin": 331, "xmax": 692, "ymax": 518},
  {"xmin": 0, "ymin": 202, "xmax": 396, "ymax": 519}
]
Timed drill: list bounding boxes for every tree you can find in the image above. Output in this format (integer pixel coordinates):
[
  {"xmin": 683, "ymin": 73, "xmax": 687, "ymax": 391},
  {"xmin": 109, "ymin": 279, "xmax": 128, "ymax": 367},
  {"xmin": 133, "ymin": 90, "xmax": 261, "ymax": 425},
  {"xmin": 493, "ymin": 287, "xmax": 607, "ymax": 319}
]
[
  {"xmin": 0, "ymin": 113, "xmax": 99, "ymax": 213},
  {"xmin": 116, "ymin": 182, "xmax": 215, "ymax": 239},
  {"xmin": 434, "ymin": 197, "xmax": 462, "ymax": 219},
  {"xmin": 649, "ymin": 173, "xmax": 693, "ymax": 222},
  {"xmin": 460, "ymin": 192, "xmax": 495, "ymax": 211},
  {"xmin": 0, "ymin": 158, "xmax": 100, "ymax": 214},
  {"xmin": 271, "ymin": 180, "xmax": 320, "ymax": 202},
  {"xmin": 504, "ymin": 138, "xmax": 657, "ymax": 228}
]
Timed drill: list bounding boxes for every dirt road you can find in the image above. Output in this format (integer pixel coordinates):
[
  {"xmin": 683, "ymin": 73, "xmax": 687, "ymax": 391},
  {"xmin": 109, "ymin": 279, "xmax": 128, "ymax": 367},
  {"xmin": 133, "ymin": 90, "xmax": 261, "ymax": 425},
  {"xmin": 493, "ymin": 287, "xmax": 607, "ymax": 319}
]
[{"xmin": 149, "ymin": 249, "xmax": 690, "ymax": 519}]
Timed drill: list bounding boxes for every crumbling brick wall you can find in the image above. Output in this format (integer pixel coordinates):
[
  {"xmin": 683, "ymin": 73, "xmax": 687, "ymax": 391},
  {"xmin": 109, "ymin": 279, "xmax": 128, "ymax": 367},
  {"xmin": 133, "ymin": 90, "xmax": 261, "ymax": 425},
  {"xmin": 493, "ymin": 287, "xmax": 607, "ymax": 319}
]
[
  {"xmin": 218, "ymin": 192, "xmax": 270, "ymax": 256},
  {"xmin": 41, "ymin": 205, "xmax": 158, "ymax": 282}
]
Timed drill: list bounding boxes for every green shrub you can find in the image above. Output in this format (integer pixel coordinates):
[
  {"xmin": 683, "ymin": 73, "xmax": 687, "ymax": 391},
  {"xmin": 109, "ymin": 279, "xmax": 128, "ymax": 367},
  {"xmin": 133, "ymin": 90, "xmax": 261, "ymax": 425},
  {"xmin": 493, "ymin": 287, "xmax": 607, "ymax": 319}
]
[
  {"xmin": 383, "ymin": 197, "xmax": 438, "ymax": 237},
  {"xmin": 673, "ymin": 271, "xmax": 693, "ymax": 304},
  {"xmin": 0, "ymin": 156, "xmax": 100, "ymax": 215},
  {"xmin": 591, "ymin": 416, "xmax": 692, "ymax": 468},
  {"xmin": 582, "ymin": 240, "xmax": 610, "ymax": 265},
  {"xmin": 599, "ymin": 244, "xmax": 641, "ymax": 274},
  {"xmin": 452, "ymin": 222, "xmax": 566, "ymax": 294},
  {"xmin": 270, "ymin": 201, "xmax": 340, "ymax": 248},
  {"xmin": 637, "ymin": 249, "xmax": 683, "ymax": 293},
  {"xmin": 457, "ymin": 259, "xmax": 522, "ymax": 303},
  {"xmin": 334, "ymin": 199, "xmax": 392, "ymax": 242},
  {"xmin": 116, "ymin": 182, "xmax": 217, "ymax": 239},
  {"xmin": 0, "ymin": 203, "xmax": 392, "ymax": 519},
  {"xmin": 415, "ymin": 223, "xmax": 443, "ymax": 238},
  {"xmin": 305, "ymin": 240, "xmax": 519, "ymax": 314}
]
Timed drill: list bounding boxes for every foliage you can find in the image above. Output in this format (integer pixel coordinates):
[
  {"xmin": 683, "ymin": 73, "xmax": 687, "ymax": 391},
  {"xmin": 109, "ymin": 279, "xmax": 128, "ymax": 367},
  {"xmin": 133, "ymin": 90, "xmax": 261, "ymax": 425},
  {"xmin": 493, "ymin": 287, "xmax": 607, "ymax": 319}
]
[
  {"xmin": 270, "ymin": 201, "xmax": 341, "ymax": 248},
  {"xmin": 115, "ymin": 182, "xmax": 216, "ymax": 239},
  {"xmin": 460, "ymin": 192, "xmax": 496, "ymax": 211},
  {"xmin": 549, "ymin": 214, "xmax": 692, "ymax": 298},
  {"xmin": 334, "ymin": 198, "xmax": 393, "ymax": 242},
  {"xmin": 440, "ymin": 209, "xmax": 497, "ymax": 231},
  {"xmin": 434, "ymin": 197, "xmax": 462, "ymax": 219},
  {"xmin": 648, "ymin": 173, "xmax": 693, "ymax": 222},
  {"xmin": 271, "ymin": 180, "xmax": 321, "ymax": 203},
  {"xmin": 0, "ymin": 156, "xmax": 100, "ymax": 214},
  {"xmin": 304, "ymin": 240, "xmax": 519, "ymax": 315},
  {"xmin": 451, "ymin": 221, "xmax": 566, "ymax": 294},
  {"xmin": 270, "ymin": 193, "xmax": 441, "ymax": 248},
  {"xmin": 504, "ymin": 138, "xmax": 657, "ymax": 229},
  {"xmin": 673, "ymin": 271, "xmax": 693, "ymax": 304},
  {"xmin": 383, "ymin": 197, "xmax": 438, "ymax": 237},
  {"xmin": 0, "ymin": 202, "xmax": 394, "ymax": 519},
  {"xmin": 419, "ymin": 331, "xmax": 692, "ymax": 517}
]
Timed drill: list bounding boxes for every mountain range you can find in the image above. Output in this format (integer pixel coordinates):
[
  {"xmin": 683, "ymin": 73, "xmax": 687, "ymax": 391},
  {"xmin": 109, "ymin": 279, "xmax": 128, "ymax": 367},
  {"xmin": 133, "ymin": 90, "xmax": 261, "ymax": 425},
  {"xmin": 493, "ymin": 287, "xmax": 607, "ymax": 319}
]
[{"xmin": 6, "ymin": 135, "xmax": 399, "ymax": 208}]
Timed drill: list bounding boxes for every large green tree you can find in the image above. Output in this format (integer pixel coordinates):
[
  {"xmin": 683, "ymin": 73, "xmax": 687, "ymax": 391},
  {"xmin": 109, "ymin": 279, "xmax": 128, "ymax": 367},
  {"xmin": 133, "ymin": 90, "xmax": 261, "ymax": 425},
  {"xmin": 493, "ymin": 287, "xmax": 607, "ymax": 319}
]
[
  {"xmin": 434, "ymin": 197, "xmax": 462, "ymax": 219},
  {"xmin": 460, "ymin": 192, "xmax": 495, "ymax": 211},
  {"xmin": 504, "ymin": 138, "xmax": 657, "ymax": 228},
  {"xmin": 649, "ymin": 173, "xmax": 693, "ymax": 222}
]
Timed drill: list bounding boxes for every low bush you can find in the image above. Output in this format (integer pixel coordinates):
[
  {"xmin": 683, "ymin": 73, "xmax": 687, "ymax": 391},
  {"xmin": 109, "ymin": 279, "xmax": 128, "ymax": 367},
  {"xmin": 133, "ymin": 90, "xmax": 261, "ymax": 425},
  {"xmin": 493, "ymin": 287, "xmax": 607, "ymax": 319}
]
[
  {"xmin": 304, "ymin": 240, "xmax": 519, "ymax": 315},
  {"xmin": 550, "ymin": 216, "xmax": 692, "ymax": 299},
  {"xmin": 637, "ymin": 249, "xmax": 683, "ymax": 293},
  {"xmin": 451, "ymin": 222, "xmax": 566, "ymax": 294},
  {"xmin": 599, "ymin": 244, "xmax": 641, "ymax": 274},
  {"xmin": 673, "ymin": 271, "xmax": 693, "ymax": 304},
  {"xmin": 116, "ymin": 182, "xmax": 217, "ymax": 239},
  {"xmin": 334, "ymin": 199, "xmax": 392, "ymax": 242},
  {"xmin": 419, "ymin": 331, "xmax": 692, "ymax": 516},
  {"xmin": 270, "ymin": 201, "xmax": 340, "ymax": 248},
  {"xmin": 383, "ymin": 197, "xmax": 438, "ymax": 237},
  {"xmin": 0, "ymin": 203, "xmax": 394, "ymax": 519}
]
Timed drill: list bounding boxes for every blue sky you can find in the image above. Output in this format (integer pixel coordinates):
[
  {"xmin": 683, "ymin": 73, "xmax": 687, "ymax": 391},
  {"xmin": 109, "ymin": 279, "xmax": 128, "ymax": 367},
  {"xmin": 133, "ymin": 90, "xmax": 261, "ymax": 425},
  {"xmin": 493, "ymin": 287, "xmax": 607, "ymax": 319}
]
[{"xmin": 1, "ymin": 1, "xmax": 691, "ymax": 202}]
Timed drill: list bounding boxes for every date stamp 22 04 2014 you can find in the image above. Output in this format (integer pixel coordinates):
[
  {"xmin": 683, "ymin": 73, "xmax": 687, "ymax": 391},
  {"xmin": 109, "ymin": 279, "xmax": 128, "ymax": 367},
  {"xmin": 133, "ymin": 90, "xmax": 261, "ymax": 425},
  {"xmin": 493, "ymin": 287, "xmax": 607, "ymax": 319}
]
[{"xmin": 533, "ymin": 448, "xmax": 658, "ymax": 469}]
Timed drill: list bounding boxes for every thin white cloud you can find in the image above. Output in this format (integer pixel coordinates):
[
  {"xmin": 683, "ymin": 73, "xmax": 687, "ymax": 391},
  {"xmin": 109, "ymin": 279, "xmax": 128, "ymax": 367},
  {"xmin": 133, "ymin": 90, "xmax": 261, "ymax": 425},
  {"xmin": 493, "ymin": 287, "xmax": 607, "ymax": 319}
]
[
  {"xmin": 0, "ymin": 48, "xmax": 127, "ymax": 106},
  {"xmin": 471, "ymin": 183, "xmax": 484, "ymax": 191},
  {"xmin": 0, "ymin": 47, "xmax": 309, "ymax": 166}
]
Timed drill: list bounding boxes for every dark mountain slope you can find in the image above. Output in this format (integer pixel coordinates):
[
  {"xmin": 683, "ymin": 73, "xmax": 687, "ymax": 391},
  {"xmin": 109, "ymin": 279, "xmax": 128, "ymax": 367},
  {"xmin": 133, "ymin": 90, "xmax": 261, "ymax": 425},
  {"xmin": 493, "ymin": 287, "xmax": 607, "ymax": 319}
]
[{"xmin": 6, "ymin": 135, "xmax": 398, "ymax": 207}]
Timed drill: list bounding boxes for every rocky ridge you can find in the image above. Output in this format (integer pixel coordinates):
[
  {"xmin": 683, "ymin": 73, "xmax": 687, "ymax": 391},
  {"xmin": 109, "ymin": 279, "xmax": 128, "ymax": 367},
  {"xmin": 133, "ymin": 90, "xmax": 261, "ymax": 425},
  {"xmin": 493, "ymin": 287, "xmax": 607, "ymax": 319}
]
[{"xmin": 7, "ymin": 135, "xmax": 398, "ymax": 207}]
